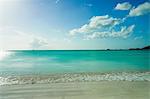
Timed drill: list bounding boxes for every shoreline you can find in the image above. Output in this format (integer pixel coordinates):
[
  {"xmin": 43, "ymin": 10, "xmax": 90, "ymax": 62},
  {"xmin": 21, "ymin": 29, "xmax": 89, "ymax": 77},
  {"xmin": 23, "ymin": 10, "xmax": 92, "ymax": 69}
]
[{"xmin": 0, "ymin": 71, "xmax": 150, "ymax": 86}]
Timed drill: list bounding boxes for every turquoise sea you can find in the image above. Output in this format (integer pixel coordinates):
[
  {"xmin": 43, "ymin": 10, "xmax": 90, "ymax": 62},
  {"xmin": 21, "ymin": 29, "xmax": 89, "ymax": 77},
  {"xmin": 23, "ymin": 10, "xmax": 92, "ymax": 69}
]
[{"xmin": 0, "ymin": 50, "xmax": 150, "ymax": 85}]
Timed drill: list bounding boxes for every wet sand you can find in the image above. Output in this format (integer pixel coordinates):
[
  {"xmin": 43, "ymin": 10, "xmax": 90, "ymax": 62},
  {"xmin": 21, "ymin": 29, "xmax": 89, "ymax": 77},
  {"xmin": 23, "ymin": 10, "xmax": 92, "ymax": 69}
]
[{"xmin": 0, "ymin": 81, "xmax": 149, "ymax": 99}]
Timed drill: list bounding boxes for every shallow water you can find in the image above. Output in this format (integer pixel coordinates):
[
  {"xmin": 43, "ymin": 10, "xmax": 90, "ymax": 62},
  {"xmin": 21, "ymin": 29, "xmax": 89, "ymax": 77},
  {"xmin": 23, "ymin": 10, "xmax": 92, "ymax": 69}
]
[
  {"xmin": 0, "ymin": 50, "xmax": 149, "ymax": 75},
  {"xmin": 0, "ymin": 50, "xmax": 149, "ymax": 85}
]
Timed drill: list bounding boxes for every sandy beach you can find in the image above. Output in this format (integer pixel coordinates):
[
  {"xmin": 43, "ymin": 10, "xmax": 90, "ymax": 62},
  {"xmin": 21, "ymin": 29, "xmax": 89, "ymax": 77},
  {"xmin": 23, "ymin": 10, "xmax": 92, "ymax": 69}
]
[
  {"xmin": 0, "ymin": 81, "xmax": 149, "ymax": 99},
  {"xmin": 0, "ymin": 0, "xmax": 150, "ymax": 98}
]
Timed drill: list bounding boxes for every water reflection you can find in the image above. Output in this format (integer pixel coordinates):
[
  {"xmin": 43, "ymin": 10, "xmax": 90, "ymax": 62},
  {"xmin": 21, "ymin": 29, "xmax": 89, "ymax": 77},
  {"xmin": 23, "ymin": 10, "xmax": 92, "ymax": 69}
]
[{"xmin": 0, "ymin": 50, "xmax": 12, "ymax": 61}]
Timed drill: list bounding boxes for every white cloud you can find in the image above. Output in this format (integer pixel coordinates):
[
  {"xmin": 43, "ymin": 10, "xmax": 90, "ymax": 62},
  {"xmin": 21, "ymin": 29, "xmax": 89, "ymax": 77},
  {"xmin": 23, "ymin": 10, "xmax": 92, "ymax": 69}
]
[
  {"xmin": 85, "ymin": 25, "xmax": 135, "ymax": 39},
  {"xmin": 69, "ymin": 15, "xmax": 122, "ymax": 35},
  {"xmin": 134, "ymin": 36, "xmax": 143, "ymax": 40},
  {"xmin": 30, "ymin": 38, "xmax": 48, "ymax": 50},
  {"xmin": 0, "ymin": 26, "xmax": 75, "ymax": 50},
  {"xmin": 85, "ymin": 4, "xmax": 93, "ymax": 7},
  {"xmin": 14, "ymin": 30, "xmax": 49, "ymax": 50},
  {"xmin": 115, "ymin": 2, "xmax": 132, "ymax": 10},
  {"xmin": 69, "ymin": 15, "xmax": 135, "ymax": 40},
  {"xmin": 110, "ymin": 25, "xmax": 135, "ymax": 38},
  {"xmin": 129, "ymin": 2, "xmax": 150, "ymax": 17},
  {"xmin": 0, "ymin": 27, "xmax": 49, "ymax": 50},
  {"xmin": 55, "ymin": 0, "xmax": 60, "ymax": 4}
]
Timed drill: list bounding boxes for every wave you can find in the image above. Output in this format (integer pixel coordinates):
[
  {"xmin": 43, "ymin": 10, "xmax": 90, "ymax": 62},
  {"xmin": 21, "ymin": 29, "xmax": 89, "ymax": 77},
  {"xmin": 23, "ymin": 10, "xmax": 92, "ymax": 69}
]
[{"xmin": 0, "ymin": 72, "xmax": 150, "ymax": 86}]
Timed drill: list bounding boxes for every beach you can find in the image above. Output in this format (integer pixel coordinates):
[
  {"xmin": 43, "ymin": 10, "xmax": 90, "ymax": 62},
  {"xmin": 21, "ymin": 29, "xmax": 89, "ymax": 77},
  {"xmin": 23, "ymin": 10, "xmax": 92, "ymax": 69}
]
[
  {"xmin": 0, "ymin": 50, "xmax": 149, "ymax": 99},
  {"xmin": 1, "ymin": 0, "xmax": 150, "ymax": 98},
  {"xmin": 0, "ymin": 81, "xmax": 149, "ymax": 99}
]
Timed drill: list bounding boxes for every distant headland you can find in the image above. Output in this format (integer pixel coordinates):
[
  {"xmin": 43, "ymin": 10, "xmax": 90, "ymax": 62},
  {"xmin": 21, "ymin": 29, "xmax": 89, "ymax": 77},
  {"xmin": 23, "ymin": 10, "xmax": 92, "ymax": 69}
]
[{"xmin": 129, "ymin": 45, "xmax": 150, "ymax": 50}]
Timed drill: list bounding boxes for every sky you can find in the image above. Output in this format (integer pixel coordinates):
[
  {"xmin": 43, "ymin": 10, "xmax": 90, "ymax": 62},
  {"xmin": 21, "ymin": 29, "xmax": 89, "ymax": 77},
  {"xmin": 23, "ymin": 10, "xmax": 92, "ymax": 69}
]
[{"xmin": 0, "ymin": 0, "xmax": 150, "ymax": 50}]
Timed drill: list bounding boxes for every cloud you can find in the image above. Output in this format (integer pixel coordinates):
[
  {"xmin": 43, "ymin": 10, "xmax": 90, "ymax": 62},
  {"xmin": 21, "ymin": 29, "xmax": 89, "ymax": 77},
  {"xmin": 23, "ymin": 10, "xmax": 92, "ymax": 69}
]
[
  {"xmin": 85, "ymin": 4, "xmax": 93, "ymax": 7},
  {"xmin": 0, "ymin": 26, "xmax": 75, "ymax": 50},
  {"xmin": 115, "ymin": 2, "xmax": 132, "ymax": 10},
  {"xmin": 55, "ymin": 0, "xmax": 61, "ymax": 4},
  {"xmin": 0, "ymin": 27, "xmax": 50, "ymax": 50},
  {"xmin": 30, "ymin": 38, "xmax": 48, "ymax": 49},
  {"xmin": 110, "ymin": 25, "xmax": 135, "ymax": 38},
  {"xmin": 69, "ymin": 15, "xmax": 122, "ymax": 35},
  {"xmin": 14, "ymin": 30, "xmax": 49, "ymax": 50},
  {"xmin": 69, "ymin": 15, "xmax": 135, "ymax": 40},
  {"xmin": 134, "ymin": 36, "xmax": 143, "ymax": 40},
  {"xmin": 85, "ymin": 25, "xmax": 135, "ymax": 39},
  {"xmin": 129, "ymin": 2, "xmax": 150, "ymax": 17}
]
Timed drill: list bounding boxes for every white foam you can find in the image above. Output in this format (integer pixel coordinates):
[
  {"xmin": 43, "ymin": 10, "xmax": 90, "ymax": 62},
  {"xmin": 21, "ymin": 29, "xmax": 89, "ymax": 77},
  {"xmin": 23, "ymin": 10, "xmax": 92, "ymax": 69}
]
[{"xmin": 0, "ymin": 72, "xmax": 150, "ymax": 86}]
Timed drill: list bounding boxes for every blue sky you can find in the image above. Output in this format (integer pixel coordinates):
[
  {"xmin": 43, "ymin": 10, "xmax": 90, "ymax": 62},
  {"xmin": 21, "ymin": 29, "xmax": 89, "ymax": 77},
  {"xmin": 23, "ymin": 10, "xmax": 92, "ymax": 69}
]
[{"xmin": 0, "ymin": 0, "xmax": 149, "ymax": 50}]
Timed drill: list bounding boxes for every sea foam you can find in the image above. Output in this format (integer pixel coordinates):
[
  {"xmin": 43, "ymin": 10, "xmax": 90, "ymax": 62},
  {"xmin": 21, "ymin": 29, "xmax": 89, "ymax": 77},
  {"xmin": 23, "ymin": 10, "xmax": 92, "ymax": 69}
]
[{"xmin": 0, "ymin": 72, "xmax": 150, "ymax": 86}]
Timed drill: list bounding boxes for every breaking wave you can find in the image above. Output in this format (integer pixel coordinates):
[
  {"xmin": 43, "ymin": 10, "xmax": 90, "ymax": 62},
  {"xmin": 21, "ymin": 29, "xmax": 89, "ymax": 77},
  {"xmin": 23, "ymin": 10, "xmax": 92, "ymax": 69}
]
[{"xmin": 0, "ymin": 72, "xmax": 150, "ymax": 86}]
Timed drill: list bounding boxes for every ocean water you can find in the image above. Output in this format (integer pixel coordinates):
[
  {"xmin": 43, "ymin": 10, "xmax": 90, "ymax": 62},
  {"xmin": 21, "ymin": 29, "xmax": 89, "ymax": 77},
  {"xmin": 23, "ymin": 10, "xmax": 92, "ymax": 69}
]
[{"xmin": 0, "ymin": 50, "xmax": 150, "ymax": 85}]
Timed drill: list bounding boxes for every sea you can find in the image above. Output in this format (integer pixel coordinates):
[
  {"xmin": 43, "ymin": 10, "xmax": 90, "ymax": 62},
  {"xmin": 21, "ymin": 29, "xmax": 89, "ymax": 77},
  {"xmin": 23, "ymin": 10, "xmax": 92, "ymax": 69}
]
[{"xmin": 0, "ymin": 50, "xmax": 150, "ymax": 85}]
